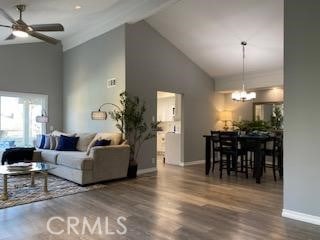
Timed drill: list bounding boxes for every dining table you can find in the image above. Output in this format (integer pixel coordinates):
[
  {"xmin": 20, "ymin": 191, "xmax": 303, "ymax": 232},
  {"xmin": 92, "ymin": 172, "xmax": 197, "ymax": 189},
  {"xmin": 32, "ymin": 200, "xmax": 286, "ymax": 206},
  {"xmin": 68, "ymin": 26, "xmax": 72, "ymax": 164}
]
[{"xmin": 203, "ymin": 133, "xmax": 271, "ymax": 184}]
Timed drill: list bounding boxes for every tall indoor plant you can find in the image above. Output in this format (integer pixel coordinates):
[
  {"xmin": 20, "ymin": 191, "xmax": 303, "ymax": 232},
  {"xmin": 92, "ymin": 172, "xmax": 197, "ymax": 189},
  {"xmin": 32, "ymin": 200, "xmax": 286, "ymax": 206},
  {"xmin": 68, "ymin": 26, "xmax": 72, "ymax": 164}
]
[
  {"xmin": 109, "ymin": 92, "xmax": 159, "ymax": 177},
  {"xmin": 271, "ymin": 106, "xmax": 284, "ymax": 130}
]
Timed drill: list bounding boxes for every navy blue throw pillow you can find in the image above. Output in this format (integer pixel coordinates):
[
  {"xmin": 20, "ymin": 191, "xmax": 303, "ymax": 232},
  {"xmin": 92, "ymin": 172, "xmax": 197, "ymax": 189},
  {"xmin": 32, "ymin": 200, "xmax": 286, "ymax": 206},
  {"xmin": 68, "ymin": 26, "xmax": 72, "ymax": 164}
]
[
  {"xmin": 39, "ymin": 135, "xmax": 46, "ymax": 149},
  {"xmin": 94, "ymin": 139, "xmax": 111, "ymax": 147},
  {"xmin": 56, "ymin": 135, "xmax": 79, "ymax": 151}
]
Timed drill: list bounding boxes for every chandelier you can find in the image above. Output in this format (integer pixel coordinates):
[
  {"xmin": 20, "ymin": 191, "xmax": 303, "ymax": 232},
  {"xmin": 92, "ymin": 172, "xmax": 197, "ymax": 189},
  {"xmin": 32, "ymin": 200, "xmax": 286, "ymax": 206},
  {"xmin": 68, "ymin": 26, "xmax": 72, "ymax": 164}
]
[{"xmin": 231, "ymin": 41, "xmax": 256, "ymax": 101}]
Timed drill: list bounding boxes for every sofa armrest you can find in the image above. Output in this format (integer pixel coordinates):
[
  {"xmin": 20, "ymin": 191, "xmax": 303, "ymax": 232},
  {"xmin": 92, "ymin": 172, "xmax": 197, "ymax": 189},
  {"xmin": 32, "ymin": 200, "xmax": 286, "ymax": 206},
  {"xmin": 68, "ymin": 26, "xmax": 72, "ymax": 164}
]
[{"xmin": 89, "ymin": 145, "xmax": 130, "ymax": 181}]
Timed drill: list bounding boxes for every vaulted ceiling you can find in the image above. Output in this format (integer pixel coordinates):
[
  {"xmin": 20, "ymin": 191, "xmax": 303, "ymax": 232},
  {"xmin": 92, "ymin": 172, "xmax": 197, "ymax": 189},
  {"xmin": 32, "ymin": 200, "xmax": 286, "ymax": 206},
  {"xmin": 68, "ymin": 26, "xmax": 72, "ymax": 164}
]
[
  {"xmin": 147, "ymin": 0, "xmax": 283, "ymax": 78},
  {"xmin": 0, "ymin": 0, "xmax": 283, "ymax": 78},
  {"xmin": 0, "ymin": 0, "xmax": 176, "ymax": 50}
]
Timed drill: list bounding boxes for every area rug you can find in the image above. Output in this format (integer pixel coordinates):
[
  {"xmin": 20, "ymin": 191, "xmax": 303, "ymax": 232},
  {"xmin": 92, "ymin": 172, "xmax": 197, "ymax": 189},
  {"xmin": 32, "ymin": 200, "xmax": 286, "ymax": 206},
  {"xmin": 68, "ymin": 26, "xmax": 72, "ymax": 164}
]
[{"xmin": 0, "ymin": 173, "xmax": 107, "ymax": 209}]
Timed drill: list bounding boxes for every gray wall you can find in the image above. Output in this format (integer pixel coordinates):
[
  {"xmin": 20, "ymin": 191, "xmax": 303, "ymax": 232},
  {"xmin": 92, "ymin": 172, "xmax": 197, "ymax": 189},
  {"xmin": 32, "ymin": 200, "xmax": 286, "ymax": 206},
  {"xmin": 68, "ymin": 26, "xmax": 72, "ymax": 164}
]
[
  {"xmin": 126, "ymin": 21, "xmax": 215, "ymax": 169},
  {"xmin": 63, "ymin": 26, "xmax": 126, "ymax": 133},
  {"xmin": 284, "ymin": 0, "xmax": 320, "ymax": 217},
  {"xmin": 0, "ymin": 43, "xmax": 63, "ymax": 131},
  {"xmin": 223, "ymin": 88, "xmax": 283, "ymax": 122}
]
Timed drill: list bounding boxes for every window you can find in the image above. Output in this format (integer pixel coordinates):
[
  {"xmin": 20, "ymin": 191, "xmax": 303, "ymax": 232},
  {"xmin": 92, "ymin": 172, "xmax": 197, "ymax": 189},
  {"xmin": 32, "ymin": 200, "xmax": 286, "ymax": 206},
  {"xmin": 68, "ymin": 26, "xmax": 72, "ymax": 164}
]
[{"xmin": 0, "ymin": 91, "xmax": 47, "ymax": 149}]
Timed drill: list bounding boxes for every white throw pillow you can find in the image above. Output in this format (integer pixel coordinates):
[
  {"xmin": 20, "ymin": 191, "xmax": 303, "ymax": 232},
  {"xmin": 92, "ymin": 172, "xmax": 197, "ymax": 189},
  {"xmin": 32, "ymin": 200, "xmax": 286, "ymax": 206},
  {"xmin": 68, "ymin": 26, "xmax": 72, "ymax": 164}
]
[
  {"xmin": 51, "ymin": 130, "xmax": 76, "ymax": 137},
  {"xmin": 76, "ymin": 133, "xmax": 96, "ymax": 152}
]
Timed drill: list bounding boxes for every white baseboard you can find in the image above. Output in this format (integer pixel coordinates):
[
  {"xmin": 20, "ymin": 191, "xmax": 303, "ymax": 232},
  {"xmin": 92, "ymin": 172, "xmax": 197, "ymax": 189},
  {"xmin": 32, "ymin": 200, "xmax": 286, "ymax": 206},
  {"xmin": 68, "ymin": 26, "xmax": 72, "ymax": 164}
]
[
  {"xmin": 179, "ymin": 160, "xmax": 205, "ymax": 167},
  {"xmin": 282, "ymin": 209, "xmax": 320, "ymax": 226},
  {"xmin": 137, "ymin": 167, "xmax": 157, "ymax": 175}
]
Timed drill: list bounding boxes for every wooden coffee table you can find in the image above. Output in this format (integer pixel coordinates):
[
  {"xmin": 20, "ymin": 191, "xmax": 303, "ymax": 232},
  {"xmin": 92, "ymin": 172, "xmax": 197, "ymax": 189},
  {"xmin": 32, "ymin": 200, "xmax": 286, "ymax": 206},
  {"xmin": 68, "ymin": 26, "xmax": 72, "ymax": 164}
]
[{"xmin": 0, "ymin": 162, "xmax": 55, "ymax": 200}]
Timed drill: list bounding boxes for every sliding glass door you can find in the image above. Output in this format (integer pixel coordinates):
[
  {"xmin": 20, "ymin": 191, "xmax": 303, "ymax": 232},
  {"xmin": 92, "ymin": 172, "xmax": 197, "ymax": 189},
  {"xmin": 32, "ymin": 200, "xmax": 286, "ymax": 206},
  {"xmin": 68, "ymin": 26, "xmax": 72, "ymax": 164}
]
[{"xmin": 0, "ymin": 91, "xmax": 47, "ymax": 149}]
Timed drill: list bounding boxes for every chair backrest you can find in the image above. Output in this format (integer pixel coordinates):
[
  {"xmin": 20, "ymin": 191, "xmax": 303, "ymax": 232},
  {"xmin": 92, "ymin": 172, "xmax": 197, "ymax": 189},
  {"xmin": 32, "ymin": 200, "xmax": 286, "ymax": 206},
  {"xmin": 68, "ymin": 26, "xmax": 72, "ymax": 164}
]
[
  {"xmin": 219, "ymin": 132, "xmax": 238, "ymax": 152},
  {"xmin": 211, "ymin": 131, "xmax": 220, "ymax": 136}
]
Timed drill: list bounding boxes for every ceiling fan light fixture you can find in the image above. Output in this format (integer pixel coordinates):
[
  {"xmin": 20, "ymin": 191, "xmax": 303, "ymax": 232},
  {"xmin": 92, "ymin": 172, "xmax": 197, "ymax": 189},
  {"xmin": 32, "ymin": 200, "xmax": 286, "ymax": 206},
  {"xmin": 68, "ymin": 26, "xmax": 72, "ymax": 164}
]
[{"xmin": 12, "ymin": 29, "xmax": 28, "ymax": 38}]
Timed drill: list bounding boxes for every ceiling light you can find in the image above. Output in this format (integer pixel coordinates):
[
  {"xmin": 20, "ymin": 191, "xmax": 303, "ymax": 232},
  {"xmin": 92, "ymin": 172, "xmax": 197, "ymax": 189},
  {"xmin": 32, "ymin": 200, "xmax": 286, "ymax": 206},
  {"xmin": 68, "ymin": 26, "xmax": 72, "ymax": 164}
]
[
  {"xmin": 12, "ymin": 30, "xmax": 28, "ymax": 38},
  {"xmin": 231, "ymin": 41, "xmax": 256, "ymax": 102},
  {"xmin": 75, "ymin": 5, "xmax": 81, "ymax": 10}
]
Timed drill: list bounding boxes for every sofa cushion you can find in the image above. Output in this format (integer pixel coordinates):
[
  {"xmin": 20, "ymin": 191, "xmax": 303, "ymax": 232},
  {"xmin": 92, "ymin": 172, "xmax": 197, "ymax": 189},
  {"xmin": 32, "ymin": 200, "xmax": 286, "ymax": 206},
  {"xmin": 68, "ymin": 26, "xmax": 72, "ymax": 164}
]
[
  {"xmin": 49, "ymin": 136, "xmax": 56, "ymax": 150},
  {"xmin": 94, "ymin": 139, "xmax": 111, "ymax": 147},
  {"xmin": 76, "ymin": 133, "xmax": 96, "ymax": 152},
  {"xmin": 56, "ymin": 135, "xmax": 79, "ymax": 151},
  {"xmin": 86, "ymin": 132, "xmax": 122, "ymax": 155},
  {"xmin": 44, "ymin": 135, "xmax": 51, "ymax": 149},
  {"xmin": 41, "ymin": 149, "xmax": 59, "ymax": 164},
  {"xmin": 56, "ymin": 151, "xmax": 93, "ymax": 170},
  {"xmin": 39, "ymin": 135, "xmax": 46, "ymax": 149}
]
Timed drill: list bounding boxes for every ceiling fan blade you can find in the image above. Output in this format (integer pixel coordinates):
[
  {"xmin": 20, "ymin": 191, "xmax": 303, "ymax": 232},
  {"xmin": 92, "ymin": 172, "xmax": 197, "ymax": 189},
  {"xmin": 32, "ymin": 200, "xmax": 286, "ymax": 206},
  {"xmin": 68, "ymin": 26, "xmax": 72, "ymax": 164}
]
[
  {"xmin": 27, "ymin": 31, "xmax": 59, "ymax": 44},
  {"xmin": 5, "ymin": 34, "xmax": 16, "ymax": 40},
  {"xmin": 0, "ymin": 8, "xmax": 16, "ymax": 24},
  {"xmin": 29, "ymin": 24, "xmax": 64, "ymax": 32},
  {"xmin": 0, "ymin": 24, "xmax": 11, "ymax": 28}
]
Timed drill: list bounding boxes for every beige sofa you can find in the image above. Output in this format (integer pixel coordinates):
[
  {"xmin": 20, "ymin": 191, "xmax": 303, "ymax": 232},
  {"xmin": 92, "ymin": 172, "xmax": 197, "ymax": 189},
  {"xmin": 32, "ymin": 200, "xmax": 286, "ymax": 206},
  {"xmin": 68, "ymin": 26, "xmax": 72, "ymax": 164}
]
[{"xmin": 38, "ymin": 132, "xmax": 130, "ymax": 185}]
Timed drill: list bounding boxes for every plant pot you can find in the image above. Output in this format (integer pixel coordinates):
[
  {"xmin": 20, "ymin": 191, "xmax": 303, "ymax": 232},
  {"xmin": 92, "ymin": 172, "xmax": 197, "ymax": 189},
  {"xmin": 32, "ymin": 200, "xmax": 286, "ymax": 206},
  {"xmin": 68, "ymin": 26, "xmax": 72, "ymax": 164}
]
[{"xmin": 127, "ymin": 164, "xmax": 138, "ymax": 178}]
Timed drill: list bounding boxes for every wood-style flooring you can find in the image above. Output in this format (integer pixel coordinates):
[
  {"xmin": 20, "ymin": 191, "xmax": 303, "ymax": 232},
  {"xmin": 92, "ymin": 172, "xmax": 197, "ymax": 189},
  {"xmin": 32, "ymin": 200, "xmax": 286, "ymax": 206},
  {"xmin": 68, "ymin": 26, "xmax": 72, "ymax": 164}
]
[{"xmin": 0, "ymin": 162, "xmax": 319, "ymax": 240}]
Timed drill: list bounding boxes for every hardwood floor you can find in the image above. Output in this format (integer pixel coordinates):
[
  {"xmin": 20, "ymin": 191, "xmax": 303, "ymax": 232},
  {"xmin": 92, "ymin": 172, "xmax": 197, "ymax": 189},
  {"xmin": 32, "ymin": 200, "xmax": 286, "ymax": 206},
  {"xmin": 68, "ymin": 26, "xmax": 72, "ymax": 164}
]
[{"xmin": 0, "ymin": 163, "xmax": 319, "ymax": 240}]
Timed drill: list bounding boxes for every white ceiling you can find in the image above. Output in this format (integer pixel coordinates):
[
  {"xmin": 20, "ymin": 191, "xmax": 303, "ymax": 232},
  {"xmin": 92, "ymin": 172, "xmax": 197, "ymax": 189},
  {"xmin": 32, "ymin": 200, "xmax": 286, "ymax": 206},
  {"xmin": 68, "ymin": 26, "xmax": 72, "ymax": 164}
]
[
  {"xmin": 0, "ymin": 0, "xmax": 283, "ymax": 78},
  {"xmin": 147, "ymin": 0, "xmax": 283, "ymax": 78},
  {"xmin": 0, "ymin": 0, "xmax": 176, "ymax": 50}
]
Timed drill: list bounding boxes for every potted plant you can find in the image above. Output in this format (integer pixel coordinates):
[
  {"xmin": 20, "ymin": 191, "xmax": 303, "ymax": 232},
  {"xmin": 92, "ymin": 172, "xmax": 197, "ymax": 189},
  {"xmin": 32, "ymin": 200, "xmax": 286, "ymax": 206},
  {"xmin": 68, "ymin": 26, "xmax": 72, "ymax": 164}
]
[
  {"xmin": 233, "ymin": 120, "xmax": 272, "ymax": 133},
  {"xmin": 271, "ymin": 106, "xmax": 284, "ymax": 130},
  {"xmin": 109, "ymin": 92, "xmax": 159, "ymax": 178}
]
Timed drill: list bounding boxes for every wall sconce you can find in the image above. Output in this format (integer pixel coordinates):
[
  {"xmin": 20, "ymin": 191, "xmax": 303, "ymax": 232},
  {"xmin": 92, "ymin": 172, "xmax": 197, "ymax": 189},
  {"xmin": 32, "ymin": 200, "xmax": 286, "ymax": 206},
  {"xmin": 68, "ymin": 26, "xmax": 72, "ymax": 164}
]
[{"xmin": 220, "ymin": 111, "xmax": 232, "ymax": 131}]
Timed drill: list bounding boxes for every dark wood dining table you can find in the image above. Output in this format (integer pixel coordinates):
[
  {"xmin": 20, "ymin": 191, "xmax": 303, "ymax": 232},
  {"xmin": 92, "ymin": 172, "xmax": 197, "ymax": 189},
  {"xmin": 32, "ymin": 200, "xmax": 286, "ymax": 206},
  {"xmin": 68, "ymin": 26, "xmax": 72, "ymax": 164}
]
[{"xmin": 203, "ymin": 133, "xmax": 270, "ymax": 184}]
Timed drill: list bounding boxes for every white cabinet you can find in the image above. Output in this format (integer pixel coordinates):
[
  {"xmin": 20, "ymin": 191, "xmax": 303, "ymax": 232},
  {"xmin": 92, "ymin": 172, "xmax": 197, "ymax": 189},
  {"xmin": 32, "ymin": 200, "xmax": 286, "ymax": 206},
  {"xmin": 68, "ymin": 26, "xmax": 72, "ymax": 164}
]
[
  {"xmin": 157, "ymin": 97, "xmax": 175, "ymax": 122},
  {"xmin": 174, "ymin": 94, "xmax": 181, "ymax": 121},
  {"xmin": 165, "ymin": 133, "xmax": 181, "ymax": 165}
]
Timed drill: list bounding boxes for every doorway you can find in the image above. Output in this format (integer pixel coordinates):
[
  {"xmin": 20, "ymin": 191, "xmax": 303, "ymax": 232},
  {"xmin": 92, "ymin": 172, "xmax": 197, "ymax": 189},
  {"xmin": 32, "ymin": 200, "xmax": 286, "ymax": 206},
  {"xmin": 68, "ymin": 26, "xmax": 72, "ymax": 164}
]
[{"xmin": 156, "ymin": 91, "xmax": 183, "ymax": 168}]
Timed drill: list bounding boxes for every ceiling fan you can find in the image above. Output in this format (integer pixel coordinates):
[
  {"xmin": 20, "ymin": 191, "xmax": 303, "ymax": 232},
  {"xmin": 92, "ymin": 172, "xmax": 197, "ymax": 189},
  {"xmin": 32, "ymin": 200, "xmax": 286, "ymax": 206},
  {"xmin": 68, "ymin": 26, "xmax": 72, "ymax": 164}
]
[{"xmin": 0, "ymin": 4, "xmax": 64, "ymax": 44}]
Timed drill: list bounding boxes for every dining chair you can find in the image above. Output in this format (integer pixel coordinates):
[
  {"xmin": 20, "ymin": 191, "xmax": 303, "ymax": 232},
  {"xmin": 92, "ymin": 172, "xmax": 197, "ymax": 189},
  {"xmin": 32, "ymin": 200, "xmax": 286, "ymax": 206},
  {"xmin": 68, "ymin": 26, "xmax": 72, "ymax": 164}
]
[
  {"xmin": 210, "ymin": 131, "xmax": 220, "ymax": 174},
  {"xmin": 264, "ymin": 135, "xmax": 283, "ymax": 181},
  {"xmin": 218, "ymin": 132, "xmax": 248, "ymax": 178}
]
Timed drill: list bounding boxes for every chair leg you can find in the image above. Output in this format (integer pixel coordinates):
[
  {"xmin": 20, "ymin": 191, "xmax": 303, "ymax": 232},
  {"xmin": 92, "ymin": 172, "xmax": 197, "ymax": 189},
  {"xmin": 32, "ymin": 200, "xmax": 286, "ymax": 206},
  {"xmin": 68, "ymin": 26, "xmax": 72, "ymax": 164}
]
[
  {"xmin": 273, "ymin": 153, "xmax": 277, "ymax": 182},
  {"xmin": 279, "ymin": 151, "xmax": 283, "ymax": 179},
  {"xmin": 245, "ymin": 154, "xmax": 249, "ymax": 179},
  {"xmin": 212, "ymin": 150, "xmax": 215, "ymax": 173},
  {"xmin": 227, "ymin": 155, "xmax": 230, "ymax": 176},
  {"xmin": 219, "ymin": 154, "xmax": 223, "ymax": 179},
  {"xmin": 233, "ymin": 154, "xmax": 238, "ymax": 176}
]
